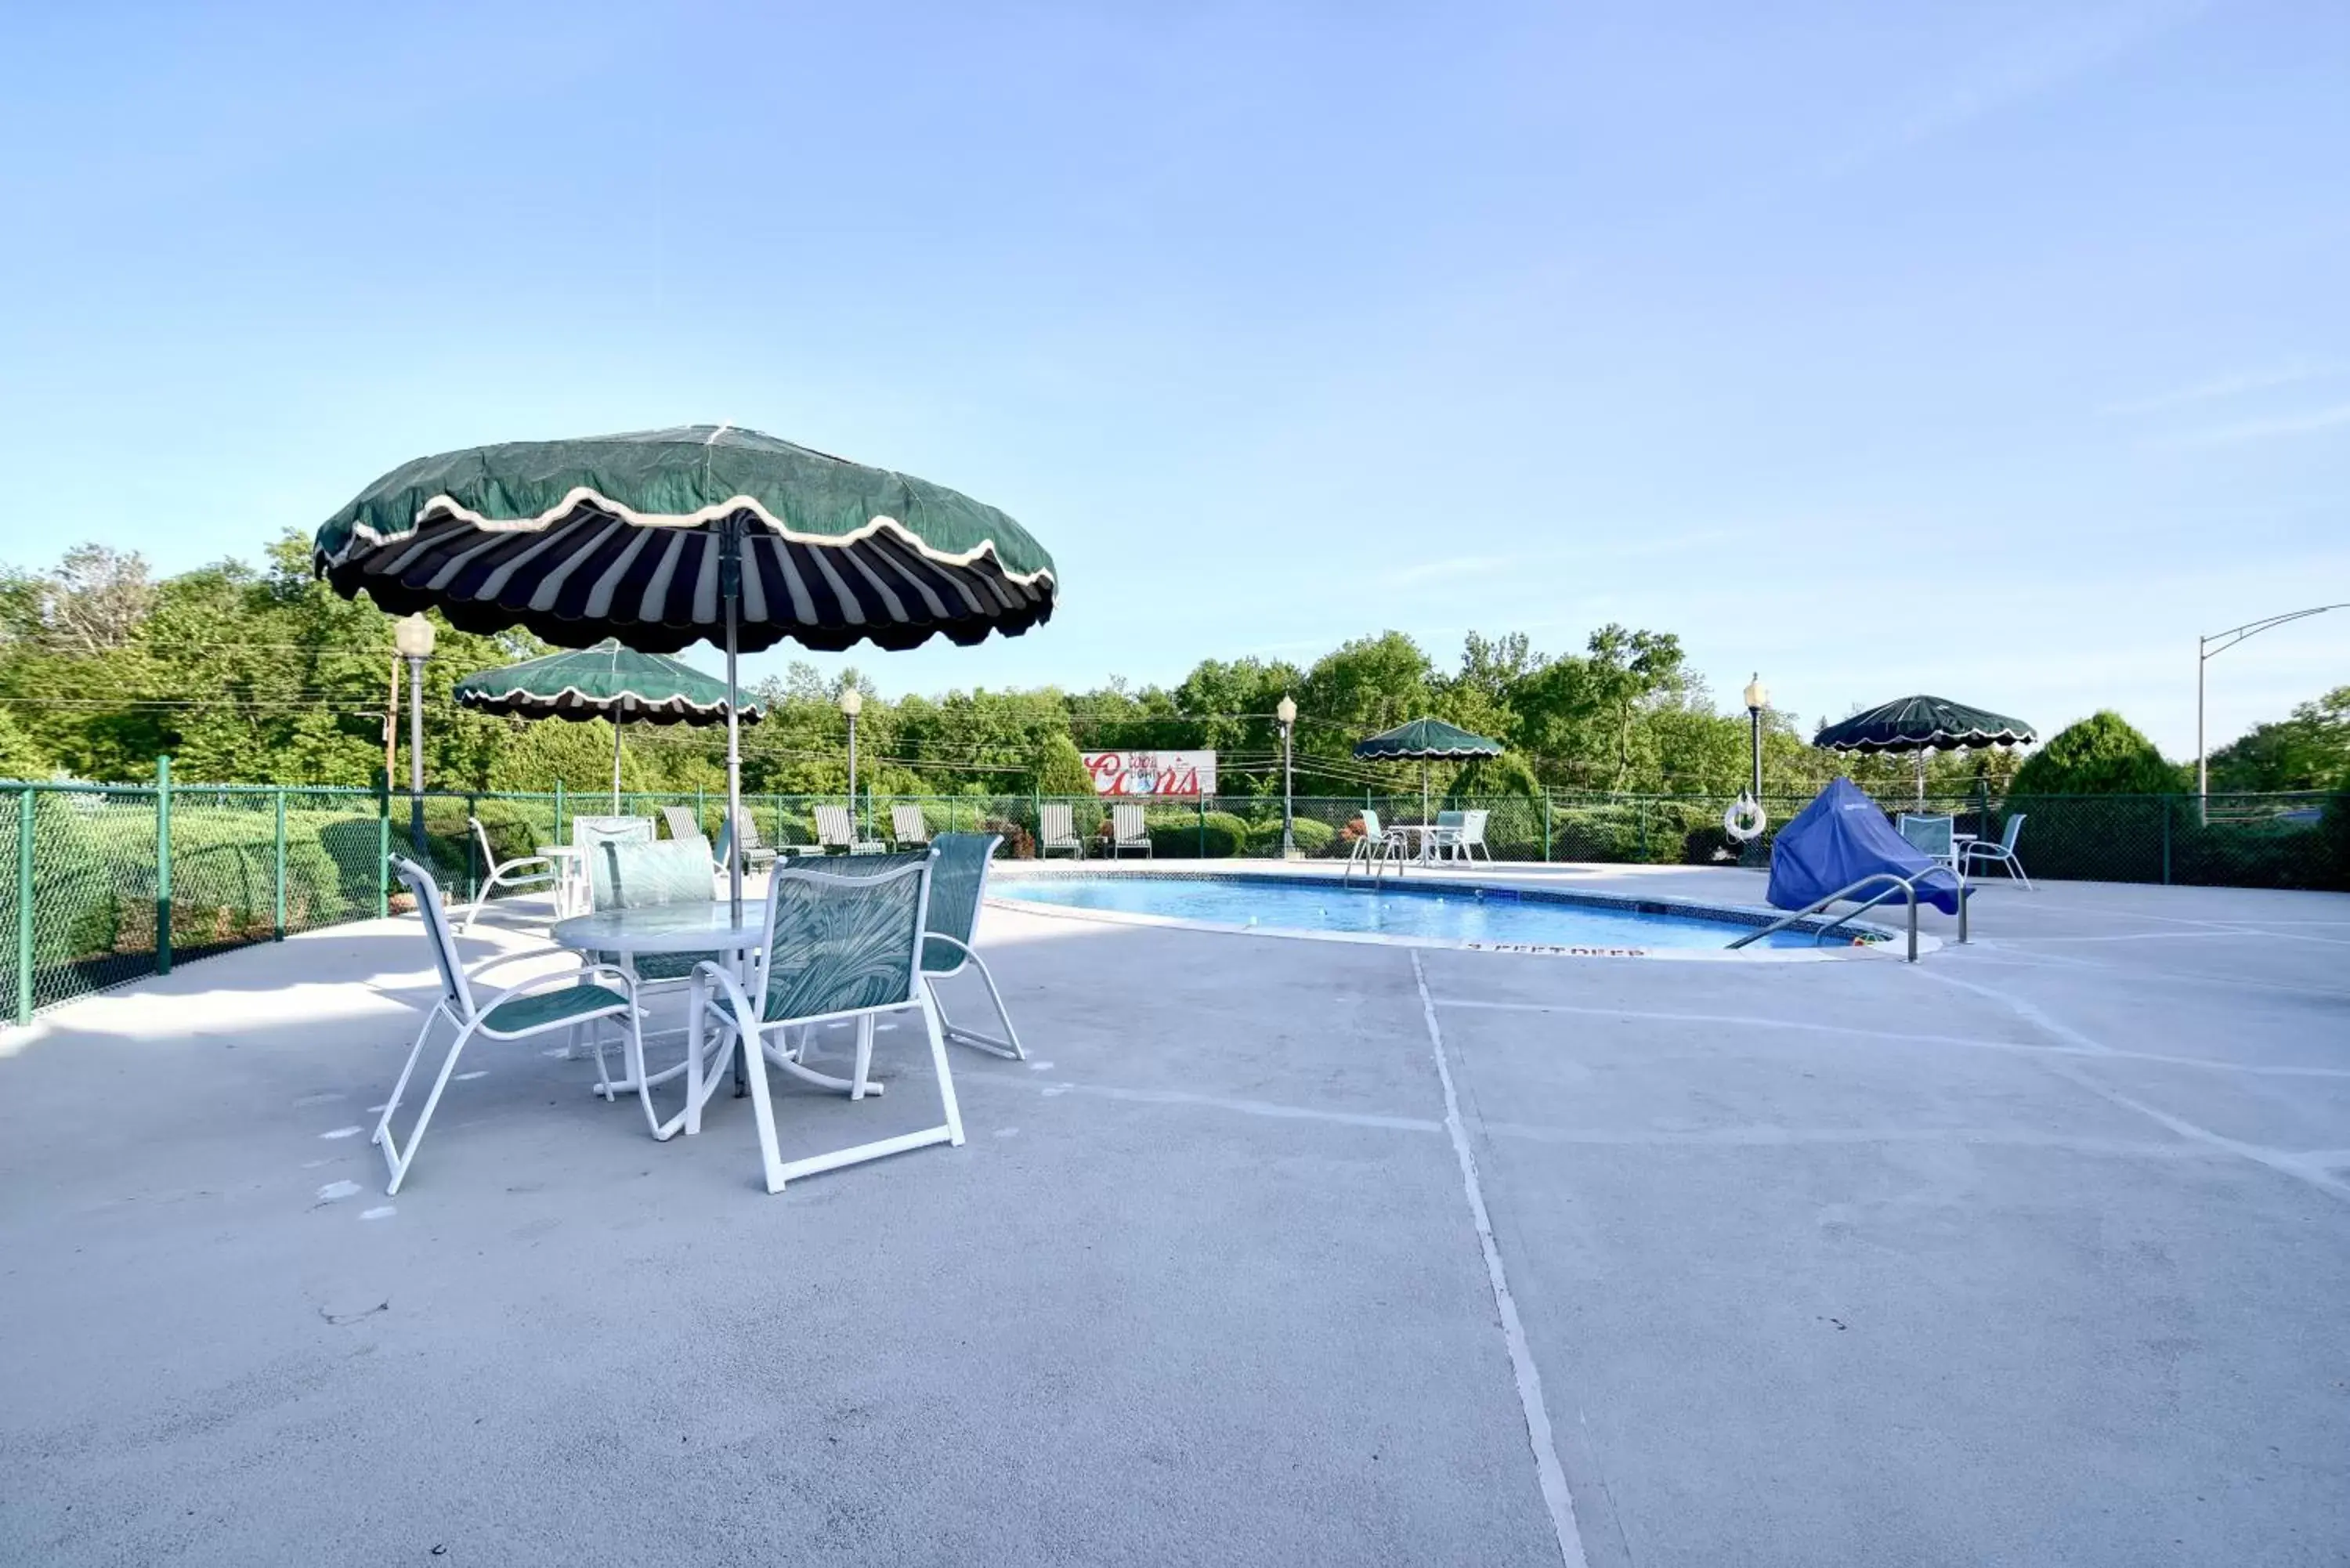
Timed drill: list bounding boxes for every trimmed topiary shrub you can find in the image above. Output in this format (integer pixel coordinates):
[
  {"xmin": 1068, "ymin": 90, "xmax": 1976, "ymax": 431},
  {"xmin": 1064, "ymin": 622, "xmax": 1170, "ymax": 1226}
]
[
  {"xmin": 2010, "ymin": 712, "xmax": 2184, "ymax": 796},
  {"xmin": 1146, "ymin": 808, "xmax": 1250, "ymax": 858},
  {"xmin": 1248, "ymin": 816, "xmax": 1336, "ymax": 857}
]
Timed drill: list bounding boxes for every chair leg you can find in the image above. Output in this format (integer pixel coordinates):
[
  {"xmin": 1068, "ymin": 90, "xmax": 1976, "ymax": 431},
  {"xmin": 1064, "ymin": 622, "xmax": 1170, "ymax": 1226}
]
[
  {"xmin": 851, "ymin": 1014, "xmax": 875, "ymax": 1100},
  {"xmin": 376, "ymin": 1010, "xmax": 482, "ymax": 1197},
  {"xmin": 923, "ymin": 992, "xmax": 967, "ymax": 1149},
  {"xmin": 739, "ymin": 1015, "xmax": 792, "ymax": 1194},
  {"xmin": 931, "ymin": 955, "xmax": 1025, "ymax": 1060}
]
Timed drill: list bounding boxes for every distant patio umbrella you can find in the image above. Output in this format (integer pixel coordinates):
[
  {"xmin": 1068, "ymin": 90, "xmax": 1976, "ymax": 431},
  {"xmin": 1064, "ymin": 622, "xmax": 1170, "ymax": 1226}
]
[
  {"xmin": 1813, "ymin": 695, "xmax": 2035, "ymax": 807},
  {"xmin": 316, "ymin": 425, "xmax": 1058, "ymax": 912},
  {"xmin": 452, "ymin": 640, "xmax": 765, "ymax": 814},
  {"xmin": 1353, "ymin": 717, "xmax": 1505, "ymax": 827}
]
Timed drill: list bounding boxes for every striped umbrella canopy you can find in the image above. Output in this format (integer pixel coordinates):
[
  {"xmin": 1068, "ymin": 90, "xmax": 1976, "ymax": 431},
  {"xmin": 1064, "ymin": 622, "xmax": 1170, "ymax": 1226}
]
[
  {"xmin": 316, "ymin": 425, "xmax": 1057, "ymax": 911},
  {"xmin": 452, "ymin": 640, "xmax": 764, "ymax": 813},
  {"xmin": 1353, "ymin": 717, "xmax": 1505, "ymax": 826},
  {"xmin": 1813, "ymin": 695, "xmax": 2035, "ymax": 805}
]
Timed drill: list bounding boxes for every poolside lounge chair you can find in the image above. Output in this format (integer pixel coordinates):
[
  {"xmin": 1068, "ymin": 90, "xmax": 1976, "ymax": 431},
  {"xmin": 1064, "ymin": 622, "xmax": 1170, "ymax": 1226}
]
[
  {"xmin": 920, "ymin": 832, "xmax": 1025, "ymax": 1059},
  {"xmin": 461, "ymin": 816, "xmax": 560, "ymax": 933},
  {"xmin": 890, "ymin": 804, "xmax": 931, "ymax": 849},
  {"xmin": 713, "ymin": 807, "xmax": 779, "ymax": 876},
  {"xmin": 376, "ymin": 857, "xmax": 641, "ymax": 1196},
  {"xmin": 1959, "ymin": 814, "xmax": 2032, "ymax": 889},
  {"xmin": 660, "ymin": 804, "xmax": 705, "ymax": 844},
  {"xmin": 1108, "ymin": 802, "xmax": 1152, "ymax": 858},
  {"xmin": 690, "ymin": 852, "xmax": 965, "ymax": 1194},
  {"xmin": 1038, "ymin": 803, "xmax": 1086, "ymax": 858},
  {"xmin": 815, "ymin": 803, "xmax": 887, "ymax": 854},
  {"xmin": 1896, "ymin": 814, "xmax": 1959, "ymax": 874}
]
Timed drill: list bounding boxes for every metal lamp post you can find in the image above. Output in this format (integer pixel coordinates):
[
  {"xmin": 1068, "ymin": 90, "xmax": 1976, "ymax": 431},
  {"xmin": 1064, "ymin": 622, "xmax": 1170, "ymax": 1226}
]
[
  {"xmin": 1742, "ymin": 673, "xmax": 1768, "ymax": 804},
  {"xmin": 2198, "ymin": 604, "xmax": 2345, "ymax": 821},
  {"xmin": 393, "ymin": 613, "xmax": 436, "ymax": 856},
  {"xmin": 1277, "ymin": 694, "xmax": 1297, "ymax": 858},
  {"xmin": 839, "ymin": 684, "xmax": 863, "ymax": 828}
]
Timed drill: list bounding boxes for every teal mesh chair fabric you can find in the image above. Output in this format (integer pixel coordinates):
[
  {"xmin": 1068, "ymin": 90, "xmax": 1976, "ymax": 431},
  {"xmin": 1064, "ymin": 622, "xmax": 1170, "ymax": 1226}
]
[
  {"xmin": 758, "ymin": 854, "xmax": 931, "ymax": 1023},
  {"xmin": 590, "ymin": 839, "xmax": 721, "ymax": 981},
  {"xmin": 394, "ymin": 857, "xmax": 470, "ymax": 1015},
  {"xmin": 920, "ymin": 833, "xmax": 1000, "ymax": 973},
  {"xmin": 573, "ymin": 815, "xmax": 654, "ymax": 852}
]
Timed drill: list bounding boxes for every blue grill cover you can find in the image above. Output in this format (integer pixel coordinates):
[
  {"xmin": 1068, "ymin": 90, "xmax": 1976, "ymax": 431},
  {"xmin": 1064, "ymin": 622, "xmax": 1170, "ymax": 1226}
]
[{"xmin": 1767, "ymin": 779, "xmax": 1962, "ymax": 915}]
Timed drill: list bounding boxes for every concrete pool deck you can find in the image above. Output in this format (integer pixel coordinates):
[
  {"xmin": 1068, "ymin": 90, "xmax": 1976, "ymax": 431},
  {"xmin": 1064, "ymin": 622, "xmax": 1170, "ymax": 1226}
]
[{"xmin": 2, "ymin": 865, "xmax": 2346, "ymax": 1565}]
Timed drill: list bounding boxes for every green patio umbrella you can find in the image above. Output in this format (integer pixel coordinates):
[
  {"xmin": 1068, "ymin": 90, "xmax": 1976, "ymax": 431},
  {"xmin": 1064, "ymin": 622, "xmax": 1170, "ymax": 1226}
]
[
  {"xmin": 1353, "ymin": 717, "xmax": 1505, "ymax": 827},
  {"xmin": 452, "ymin": 640, "xmax": 765, "ymax": 814},
  {"xmin": 1813, "ymin": 695, "xmax": 2035, "ymax": 807},
  {"xmin": 316, "ymin": 425, "xmax": 1057, "ymax": 912}
]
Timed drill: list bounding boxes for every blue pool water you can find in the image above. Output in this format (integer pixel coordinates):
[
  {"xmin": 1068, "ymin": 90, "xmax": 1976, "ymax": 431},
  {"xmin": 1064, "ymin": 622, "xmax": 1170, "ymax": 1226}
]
[{"xmin": 994, "ymin": 874, "xmax": 1828, "ymax": 952}]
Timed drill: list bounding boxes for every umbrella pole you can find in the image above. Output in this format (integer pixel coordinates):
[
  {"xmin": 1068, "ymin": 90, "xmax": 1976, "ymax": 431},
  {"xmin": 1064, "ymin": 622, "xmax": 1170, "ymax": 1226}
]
[
  {"xmin": 1915, "ymin": 749, "xmax": 1925, "ymax": 808},
  {"xmin": 612, "ymin": 721, "xmax": 623, "ymax": 815},
  {"xmin": 725, "ymin": 592, "xmax": 743, "ymax": 921}
]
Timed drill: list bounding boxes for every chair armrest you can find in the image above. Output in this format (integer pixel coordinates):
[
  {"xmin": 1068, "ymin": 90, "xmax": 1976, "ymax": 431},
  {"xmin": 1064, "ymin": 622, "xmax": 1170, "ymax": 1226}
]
[
  {"xmin": 475, "ymin": 960, "xmax": 636, "ymax": 1017},
  {"xmin": 465, "ymin": 944, "xmax": 598, "ymax": 979}
]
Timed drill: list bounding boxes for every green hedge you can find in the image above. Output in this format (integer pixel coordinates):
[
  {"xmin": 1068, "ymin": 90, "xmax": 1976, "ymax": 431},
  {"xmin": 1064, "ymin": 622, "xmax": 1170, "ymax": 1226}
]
[{"xmin": 1145, "ymin": 809, "xmax": 1252, "ymax": 858}]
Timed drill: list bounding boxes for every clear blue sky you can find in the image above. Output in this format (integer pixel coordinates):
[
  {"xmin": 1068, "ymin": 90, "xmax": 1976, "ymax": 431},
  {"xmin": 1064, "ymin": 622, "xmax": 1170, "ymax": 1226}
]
[{"xmin": 2, "ymin": 2, "xmax": 2343, "ymax": 757}]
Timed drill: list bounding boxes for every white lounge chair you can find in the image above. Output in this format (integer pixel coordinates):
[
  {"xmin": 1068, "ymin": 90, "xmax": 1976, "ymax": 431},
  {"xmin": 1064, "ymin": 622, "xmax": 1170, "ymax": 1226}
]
[
  {"xmin": 713, "ymin": 807, "xmax": 779, "ymax": 876},
  {"xmin": 890, "ymin": 804, "xmax": 931, "ymax": 849},
  {"xmin": 815, "ymin": 803, "xmax": 886, "ymax": 854},
  {"xmin": 461, "ymin": 816, "xmax": 560, "ymax": 933},
  {"xmin": 1959, "ymin": 814, "xmax": 2031, "ymax": 889},
  {"xmin": 689, "ymin": 853, "xmax": 965, "ymax": 1194},
  {"xmin": 1108, "ymin": 802, "xmax": 1152, "ymax": 858},
  {"xmin": 1038, "ymin": 802, "xmax": 1087, "ymax": 858},
  {"xmin": 376, "ymin": 857, "xmax": 641, "ymax": 1196}
]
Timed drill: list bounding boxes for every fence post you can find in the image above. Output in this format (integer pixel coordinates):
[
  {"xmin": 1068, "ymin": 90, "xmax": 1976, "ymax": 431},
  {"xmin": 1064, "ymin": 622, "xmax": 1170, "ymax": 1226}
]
[
  {"xmin": 1542, "ymin": 792, "xmax": 1553, "ymax": 862},
  {"xmin": 553, "ymin": 780, "xmax": 566, "ymax": 845},
  {"xmin": 465, "ymin": 793, "xmax": 479, "ymax": 901},
  {"xmin": 15, "ymin": 785, "xmax": 34, "ymax": 1025},
  {"xmin": 376, "ymin": 771, "xmax": 390, "ymax": 919},
  {"xmin": 696, "ymin": 784, "xmax": 707, "ymax": 837},
  {"xmin": 1636, "ymin": 796, "xmax": 1648, "ymax": 862},
  {"xmin": 273, "ymin": 786, "xmax": 287, "ymax": 941},
  {"xmin": 1198, "ymin": 796, "xmax": 1207, "ymax": 857},
  {"xmin": 2160, "ymin": 794, "xmax": 2172, "ymax": 886},
  {"xmin": 154, "ymin": 756, "xmax": 174, "ymax": 976}
]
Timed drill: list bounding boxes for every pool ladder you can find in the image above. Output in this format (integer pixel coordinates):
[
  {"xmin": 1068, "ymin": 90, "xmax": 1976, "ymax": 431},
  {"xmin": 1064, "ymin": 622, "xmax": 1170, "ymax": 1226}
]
[{"xmin": 1724, "ymin": 869, "xmax": 1969, "ymax": 963}]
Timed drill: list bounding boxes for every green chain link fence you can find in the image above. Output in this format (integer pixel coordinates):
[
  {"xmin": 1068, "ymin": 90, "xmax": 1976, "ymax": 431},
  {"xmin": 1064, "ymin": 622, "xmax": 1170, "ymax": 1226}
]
[{"xmin": 4, "ymin": 761, "xmax": 2344, "ymax": 1025}]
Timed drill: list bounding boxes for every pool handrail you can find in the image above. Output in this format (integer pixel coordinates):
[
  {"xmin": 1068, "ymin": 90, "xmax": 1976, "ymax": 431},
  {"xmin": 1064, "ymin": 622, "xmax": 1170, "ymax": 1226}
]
[{"xmin": 1725, "ymin": 867, "xmax": 1967, "ymax": 961}]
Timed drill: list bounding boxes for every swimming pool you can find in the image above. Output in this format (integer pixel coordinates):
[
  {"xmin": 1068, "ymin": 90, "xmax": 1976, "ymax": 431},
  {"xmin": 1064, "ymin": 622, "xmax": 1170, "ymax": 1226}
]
[{"xmin": 992, "ymin": 871, "xmax": 1855, "ymax": 954}]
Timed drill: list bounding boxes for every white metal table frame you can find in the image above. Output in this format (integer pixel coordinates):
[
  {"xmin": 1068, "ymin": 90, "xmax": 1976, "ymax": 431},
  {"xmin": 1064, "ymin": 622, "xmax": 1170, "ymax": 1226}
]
[
  {"xmin": 551, "ymin": 901, "xmax": 772, "ymax": 1140},
  {"xmin": 536, "ymin": 844, "xmax": 591, "ymax": 919}
]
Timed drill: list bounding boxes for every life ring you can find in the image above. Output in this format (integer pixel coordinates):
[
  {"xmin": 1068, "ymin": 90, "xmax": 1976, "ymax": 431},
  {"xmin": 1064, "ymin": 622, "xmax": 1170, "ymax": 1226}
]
[{"xmin": 1723, "ymin": 794, "xmax": 1768, "ymax": 842}]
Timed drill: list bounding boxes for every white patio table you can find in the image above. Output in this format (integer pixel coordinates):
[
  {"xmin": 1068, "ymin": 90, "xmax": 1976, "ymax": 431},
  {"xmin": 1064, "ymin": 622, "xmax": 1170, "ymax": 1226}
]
[
  {"xmin": 550, "ymin": 901, "xmax": 884, "ymax": 1139},
  {"xmin": 551, "ymin": 901, "xmax": 763, "ymax": 1140}
]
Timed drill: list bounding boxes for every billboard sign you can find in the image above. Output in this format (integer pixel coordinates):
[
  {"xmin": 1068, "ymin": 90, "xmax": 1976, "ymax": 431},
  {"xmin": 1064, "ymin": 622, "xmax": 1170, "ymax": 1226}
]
[{"xmin": 1082, "ymin": 750, "xmax": 1217, "ymax": 797}]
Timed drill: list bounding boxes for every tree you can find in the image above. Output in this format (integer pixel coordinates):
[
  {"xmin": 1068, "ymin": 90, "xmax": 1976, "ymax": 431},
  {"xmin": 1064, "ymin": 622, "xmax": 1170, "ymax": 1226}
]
[
  {"xmin": 1033, "ymin": 732, "xmax": 1097, "ymax": 796},
  {"xmin": 2207, "ymin": 685, "xmax": 2350, "ymax": 792},
  {"xmin": 0, "ymin": 706, "xmax": 50, "ymax": 779},
  {"xmin": 2009, "ymin": 712, "xmax": 2183, "ymax": 796}
]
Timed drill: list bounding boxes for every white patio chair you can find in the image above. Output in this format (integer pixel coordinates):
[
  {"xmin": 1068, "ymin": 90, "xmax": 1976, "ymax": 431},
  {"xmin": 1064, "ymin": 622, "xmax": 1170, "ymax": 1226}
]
[
  {"xmin": 376, "ymin": 858, "xmax": 640, "ymax": 1196},
  {"xmin": 1958, "ymin": 813, "xmax": 2032, "ymax": 889},
  {"xmin": 689, "ymin": 852, "xmax": 965, "ymax": 1194},
  {"xmin": 815, "ymin": 803, "xmax": 887, "ymax": 854},
  {"xmin": 1344, "ymin": 808, "xmax": 1405, "ymax": 879},
  {"xmin": 1038, "ymin": 802, "xmax": 1086, "ymax": 858},
  {"xmin": 1896, "ymin": 814, "xmax": 1960, "ymax": 874},
  {"xmin": 461, "ymin": 816, "xmax": 560, "ymax": 933},
  {"xmin": 1447, "ymin": 808, "xmax": 1491, "ymax": 862},
  {"xmin": 566, "ymin": 815, "xmax": 653, "ymax": 914},
  {"xmin": 890, "ymin": 803, "xmax": 931, "ymax": 849},
  {"xmin": 1108, "ymin": 802, "xmax": 1152, "ymax": 858},
  {"xmin": 920, "ymin": 832, "xmax": 1025, "ymax": 1059}
]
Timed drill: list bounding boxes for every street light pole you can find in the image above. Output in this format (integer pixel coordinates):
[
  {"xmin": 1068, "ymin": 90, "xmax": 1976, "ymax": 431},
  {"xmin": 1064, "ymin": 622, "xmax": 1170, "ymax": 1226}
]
[
  {"xmin": 839, "ymin": 684, "xmax": 863, "ymax": 829},
  {"xmin": 2197, "ymin": 603, "xmax": 2345, "ymax": 819},
  {"xmin": 1741, "ymin": 673, "xmax": 1769, "ymax": 804},
  {"xmin": 1277, "ymin": 695, "xmax": 1297, "ymax": 858},
  {"xmin": 393, "ymin": 614, "xmax": 436, "ymax": 858}
]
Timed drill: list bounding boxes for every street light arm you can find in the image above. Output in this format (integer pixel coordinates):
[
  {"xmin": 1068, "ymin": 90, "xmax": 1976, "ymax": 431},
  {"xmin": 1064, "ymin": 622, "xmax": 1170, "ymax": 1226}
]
[{"xmin": 2200, "ymin": 603, "xmax": 2348, "ymax": 659}]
